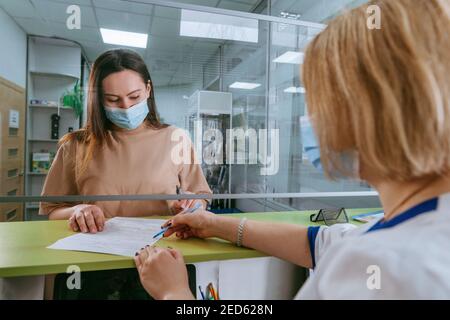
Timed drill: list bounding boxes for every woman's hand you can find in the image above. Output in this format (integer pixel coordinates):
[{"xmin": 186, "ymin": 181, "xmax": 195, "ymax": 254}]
[
  {"xmin": 134, "ymin": 246, "xmax": 194, "ymax": 300},
  {"xmin": 69, "ymin": 204, "xmax": 105, "ymax": 233},
  {"xmin": 171, "ymin": 191, "xmax": 205, "ymax": 214},
  {"xmin": 162, "ymin": 209, "xmax": 217, "ymax": 239}
]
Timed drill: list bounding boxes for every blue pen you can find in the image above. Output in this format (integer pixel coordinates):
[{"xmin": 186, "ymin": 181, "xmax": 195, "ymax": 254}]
[
  {"xmin": 152, "ymin": 202, "xmax": 202, "ymax": 239},
  {"xmin": 152, "ymin": 226, "xmax": 170, "ymax": 239}
]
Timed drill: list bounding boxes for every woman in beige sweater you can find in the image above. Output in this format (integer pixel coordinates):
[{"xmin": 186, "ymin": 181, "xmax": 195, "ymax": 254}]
[{"xmin": 39, "ymin": 49, "xmax": 211, "ymax": 233}]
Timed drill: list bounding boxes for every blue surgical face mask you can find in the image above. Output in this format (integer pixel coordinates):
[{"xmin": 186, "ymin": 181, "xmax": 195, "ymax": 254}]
[
  {"xmin": 300, "ymin": 115, "xmax": 359, "ymax": 178},
  {"xmin": 301, "ymin": 115, "xmax": 322, "ymax": 171},
  {"xmin": 104, "ymin": 98, "xmax": 149, "ymax": 130}
]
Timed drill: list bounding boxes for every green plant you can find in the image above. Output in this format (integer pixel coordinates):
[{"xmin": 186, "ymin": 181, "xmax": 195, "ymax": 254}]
[{"xmin": 62, "ymin": 80, "xmax": 83, "ymax": 118}]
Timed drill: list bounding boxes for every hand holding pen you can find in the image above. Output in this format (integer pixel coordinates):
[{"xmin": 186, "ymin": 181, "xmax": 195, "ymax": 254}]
[{"xmin": 153, "ymin": 201, "xmax": 202, "ymax": 239}]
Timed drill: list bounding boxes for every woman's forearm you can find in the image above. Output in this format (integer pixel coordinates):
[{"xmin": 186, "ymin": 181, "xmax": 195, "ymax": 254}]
[{"xmin": 210, "ymin": 216, "xmax": 313, "ymax": 269}]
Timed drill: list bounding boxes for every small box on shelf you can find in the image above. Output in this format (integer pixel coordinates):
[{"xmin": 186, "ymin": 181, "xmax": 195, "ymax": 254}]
[
  {"xmin": 31, "ymin": 152, "xmax": 55, "ymax": 174},
  {"xmin": 51, "ymin": 113, "xmax": 61, "ymax": 139}
]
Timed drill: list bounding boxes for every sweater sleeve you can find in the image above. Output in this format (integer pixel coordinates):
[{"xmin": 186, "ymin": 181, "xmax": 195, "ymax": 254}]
[{"xmin": 39, "ymin": 140, "xmax": 81, "ymax": 215}]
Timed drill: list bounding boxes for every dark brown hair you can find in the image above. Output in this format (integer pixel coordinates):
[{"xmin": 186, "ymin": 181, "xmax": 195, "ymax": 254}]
[{"xmin": 60, "ymin": 49, "xmax": 167, "ymax": 175}]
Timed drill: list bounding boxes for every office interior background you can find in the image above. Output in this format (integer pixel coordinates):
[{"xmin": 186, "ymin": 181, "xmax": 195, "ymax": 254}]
[{"xmin": 0, "ymin": 0, "xmax": 379, "ymax": 222}]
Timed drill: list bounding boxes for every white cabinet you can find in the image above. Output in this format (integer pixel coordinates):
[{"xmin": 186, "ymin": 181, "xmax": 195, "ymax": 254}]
[
  {"xmin": 25, "ymin": 36, "xmax": 84, "ymax": 220},
  {"xmin": 186, "ymin": 91, "xmax": 233, "ymax": 210}
]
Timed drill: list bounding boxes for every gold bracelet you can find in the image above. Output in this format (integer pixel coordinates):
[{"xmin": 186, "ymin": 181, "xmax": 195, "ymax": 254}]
[{"xmin": 236, "ymin": 217, "xmax": 247, "ymax": 247}]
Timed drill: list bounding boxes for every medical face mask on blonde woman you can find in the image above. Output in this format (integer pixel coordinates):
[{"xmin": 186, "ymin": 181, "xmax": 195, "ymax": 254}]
[{"xmin": 300, "ymin": 114, "xmax": 360, "ymax": 179}]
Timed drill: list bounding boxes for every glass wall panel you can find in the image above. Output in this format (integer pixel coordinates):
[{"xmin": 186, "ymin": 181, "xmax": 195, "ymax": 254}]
[{"xmin": 0, "ymin": 0, "xmax": 377, "ymax": 220}]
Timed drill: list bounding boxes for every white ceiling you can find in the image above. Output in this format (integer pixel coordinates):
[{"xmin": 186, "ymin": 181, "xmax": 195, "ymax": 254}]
[{"xmin": 0, "ymin": 0, "xmax": 332, "ymax": 87}]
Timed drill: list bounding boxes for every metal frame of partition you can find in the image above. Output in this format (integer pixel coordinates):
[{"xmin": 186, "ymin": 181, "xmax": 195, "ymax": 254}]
[
  {"xmin": 0, "ymin": 0, "xmax": 380, "ymax": 208},
  {"xmin": 0, "ymin": 191, "xmax": 379, "ymax": 203},
  {"xmin": 128, "ymin": 0, "xmax": 327, "ymax": 29}
]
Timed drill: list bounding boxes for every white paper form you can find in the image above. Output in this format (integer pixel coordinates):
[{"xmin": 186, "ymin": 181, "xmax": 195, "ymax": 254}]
[{"xmin": 47, "ymin": 217, "xmax": 167, "ymax": 257}]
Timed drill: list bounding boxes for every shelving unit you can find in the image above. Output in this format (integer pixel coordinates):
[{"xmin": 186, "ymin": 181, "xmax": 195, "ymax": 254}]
[
  {"xmin": 24, "ymin": 36, "xmax": 84, "ymax": 221},
  {"xmin": 186, "ymin": 90, "xmax": 233, "ymax": 210},
  {"xmin": 230, "ymin": 94, "xmax": 267, "ymax": 196}
]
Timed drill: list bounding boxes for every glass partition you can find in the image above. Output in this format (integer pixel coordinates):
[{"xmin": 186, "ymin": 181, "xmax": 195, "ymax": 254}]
[{"xmin": 0, "ymin": 0, "xmax": 377, "ymax": 221}]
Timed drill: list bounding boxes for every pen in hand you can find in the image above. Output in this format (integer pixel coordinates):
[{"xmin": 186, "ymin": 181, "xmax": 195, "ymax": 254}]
[{"xmin": 152, "ymin": 201, "xmax": 202, "ymax": 239}]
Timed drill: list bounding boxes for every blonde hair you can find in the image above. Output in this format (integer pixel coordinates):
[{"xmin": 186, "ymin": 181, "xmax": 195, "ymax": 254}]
[{"xmin": 303, "ymin": 0, "xmax": 450, "ymax": 181}]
